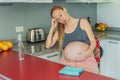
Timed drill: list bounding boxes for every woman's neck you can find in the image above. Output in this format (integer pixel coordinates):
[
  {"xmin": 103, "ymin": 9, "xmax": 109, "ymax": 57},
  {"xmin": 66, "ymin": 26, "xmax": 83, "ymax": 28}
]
[
  {"xmin": 64, "ymin": 18, "xmax": 78, "ymax": 27},
  {"xmin": 65, "ymin": 17, "xmax": 73, "ymax": 27}
]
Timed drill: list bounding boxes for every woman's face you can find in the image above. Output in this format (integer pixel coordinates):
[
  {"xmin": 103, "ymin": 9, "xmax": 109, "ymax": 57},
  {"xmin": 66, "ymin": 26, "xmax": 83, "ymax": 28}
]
[{"xmin": 52, "ymin": 9, "xmax": 70, "ymax": 24}]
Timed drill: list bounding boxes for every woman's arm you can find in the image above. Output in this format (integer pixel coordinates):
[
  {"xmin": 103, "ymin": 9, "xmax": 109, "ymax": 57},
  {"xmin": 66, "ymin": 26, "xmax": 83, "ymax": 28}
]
[
  {"xmin": 80, "ymin": 19, "xmax": 96, "ymax": 57},
  {"xmin": 46, "ymin": 19, "xmax": 58, "ymax": 49},
  {"xmin": 46, "ymin": 29, "xmax": 58, "ymax": 49}
]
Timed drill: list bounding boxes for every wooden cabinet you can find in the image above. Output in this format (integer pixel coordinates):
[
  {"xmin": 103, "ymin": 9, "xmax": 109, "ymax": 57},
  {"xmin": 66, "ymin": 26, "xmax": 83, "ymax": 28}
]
[
  {"xmin": 66, "ymin": 0, "xmax": 113, "ymax": 3},
  {"xmin": 100, "ymin": 39, "xmax": 120, "ymax": 79},
  {"xmin": 0, "ymin": 0, "xmax": 53, "ymax": 3}
]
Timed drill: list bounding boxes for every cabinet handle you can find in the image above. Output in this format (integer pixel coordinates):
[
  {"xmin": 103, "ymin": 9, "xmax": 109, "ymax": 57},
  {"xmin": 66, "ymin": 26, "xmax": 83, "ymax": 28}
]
[
  {"xmin": 47, "ymin": 54, "xmax": 58, "ymax": 58},
  {"xmin": 108, "ymin": 41, "xmax": 119, "ymax": 44}
]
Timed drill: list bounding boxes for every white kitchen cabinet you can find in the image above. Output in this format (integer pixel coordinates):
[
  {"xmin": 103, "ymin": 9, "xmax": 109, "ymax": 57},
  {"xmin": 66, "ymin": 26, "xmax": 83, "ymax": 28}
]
[
  {"xmin": 100, "ymin": 39, "xmax": 120, "ymax": 79},
  {"xmin": 0, "ymin": 0, "xmax": 26, "ymax": 3},
  {"xmin": 66, "ymin": 0, "xmax": 113, "ymax": 3},
  {"xmin": 99, "ymin": 0, "xmax": 113, "ymax": 2},
  {"xmin": 99, "ymin": 39, "xmax": 107, "ymax": 74},
  {"xmin": 38, "ymin": 52, "xmax": 60, "ymax": 63},
  {"xmin": 0, "ymin": 0, "xmax": 53, "ymax": 3},
  {"xmin": 66, "ymin": 0, "xmax": 99, "ymax": 3},
  {"xmin": 27, "ymin": 0, "xmax": 53, "ymax": 3}
]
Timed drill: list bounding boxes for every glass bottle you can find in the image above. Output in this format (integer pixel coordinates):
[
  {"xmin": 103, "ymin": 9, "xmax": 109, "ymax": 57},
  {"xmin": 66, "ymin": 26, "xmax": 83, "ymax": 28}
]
[{"xmin": 17, "ymin": 34, "xmax": 24, "ymax": 61}]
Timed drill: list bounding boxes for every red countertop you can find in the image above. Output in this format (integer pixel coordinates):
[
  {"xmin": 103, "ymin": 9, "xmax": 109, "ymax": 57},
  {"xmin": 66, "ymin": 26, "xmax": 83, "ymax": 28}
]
[{"xmin": 0, "ymin": 50, "xmax": 115, "ymax": 80}]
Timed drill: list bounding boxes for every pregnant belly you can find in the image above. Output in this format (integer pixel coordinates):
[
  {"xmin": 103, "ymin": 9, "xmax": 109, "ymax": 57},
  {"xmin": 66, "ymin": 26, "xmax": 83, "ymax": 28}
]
[{"xmin": 64, "ymin": 41, "xmax": 89, "ymax": 61}]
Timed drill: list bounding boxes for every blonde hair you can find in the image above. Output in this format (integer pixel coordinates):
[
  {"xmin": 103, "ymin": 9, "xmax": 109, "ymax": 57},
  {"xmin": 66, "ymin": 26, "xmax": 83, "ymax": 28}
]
[{"xmin": 51, "ymin": 5, "xmax": 64, "ymax": 57}]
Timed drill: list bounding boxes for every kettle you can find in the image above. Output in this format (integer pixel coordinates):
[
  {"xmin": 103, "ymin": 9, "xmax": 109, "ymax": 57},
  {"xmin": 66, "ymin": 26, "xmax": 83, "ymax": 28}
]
[{"xmin": 26, "ymin": 28, "xmax": 45, "ymax": 42}]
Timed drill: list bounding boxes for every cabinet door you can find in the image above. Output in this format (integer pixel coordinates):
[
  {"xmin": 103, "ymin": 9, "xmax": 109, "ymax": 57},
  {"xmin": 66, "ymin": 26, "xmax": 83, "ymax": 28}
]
[
  {"xmin": 99, "ymin": 39, "xmax": 108, "ymax": 74},
  {"xmin": 66, "ymin": 0, "xmax": 113, "ymax": 3},
  {"xmin": 0, "ymin": 0, "xmax": 52, "ymax": 3},
  {"xmin": 81, "ymin": 0, "xmax": 99, "ymax": 2},
  {"xmin": 0, "ymin": 0, "xmax": 26, "ymax": 2},
  {"xmin": 27, "ymin": 0, "xmax": 53, "ymax": 3},
  {"xmin": 66, "ymin": 0, "xmax": 99, "ymax": 3},
  {"xmin": 99, "ymin": 0, "xmax": 113, "ymax": 2},
  {"xmin": 105, "ymin": 40, "xmax": 120, "ymax": 79},
  {"xmin": 100, "ymin": 39, "xmax": 120, "ymax": 79}
]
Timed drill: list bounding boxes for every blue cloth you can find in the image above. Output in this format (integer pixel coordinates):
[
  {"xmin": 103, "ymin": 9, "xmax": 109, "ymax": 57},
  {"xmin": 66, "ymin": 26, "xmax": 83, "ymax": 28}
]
[{"xmin": 59, "ymin": 66, "xmax": 84, "ymax": 76}]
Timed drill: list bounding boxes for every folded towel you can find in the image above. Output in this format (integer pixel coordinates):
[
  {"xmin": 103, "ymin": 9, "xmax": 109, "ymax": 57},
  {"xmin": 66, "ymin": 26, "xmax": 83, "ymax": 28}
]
[{"xmin": 59, "ymin": 66, "xmax": 84, "ymax": 76}]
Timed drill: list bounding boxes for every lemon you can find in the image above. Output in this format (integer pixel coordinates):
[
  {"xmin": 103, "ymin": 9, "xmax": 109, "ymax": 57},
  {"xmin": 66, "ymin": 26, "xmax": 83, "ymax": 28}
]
[
  {"xmin": 6, "ymin": 41, "xmax": 13, "ymax": 49},
  {"xmin": 0, "ymin": 42, "xmax": 3, "ymax": 48},
  {"xmin": 2, "ymin": 41, "xmax": 6, "ymax": 44},
  {"xmin": 96, "ymin": 26, "xmax": 101, "ymax": 31},
  {"xmin": 1, "ymin": 44, "xmax": 9, "ymax": 51}
]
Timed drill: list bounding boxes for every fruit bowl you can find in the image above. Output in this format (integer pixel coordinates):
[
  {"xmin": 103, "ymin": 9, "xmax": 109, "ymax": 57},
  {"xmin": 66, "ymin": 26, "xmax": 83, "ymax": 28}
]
[{"xmin": 94, "ymin": 23, "xmax": 108, "ymax": 31}]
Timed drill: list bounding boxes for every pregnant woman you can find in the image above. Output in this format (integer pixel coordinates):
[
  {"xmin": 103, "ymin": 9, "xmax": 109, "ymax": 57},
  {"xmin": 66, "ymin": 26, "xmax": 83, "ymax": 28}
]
[{"xmin": 46, "ymin": 5, "xmax": 100, "ymax": 73}]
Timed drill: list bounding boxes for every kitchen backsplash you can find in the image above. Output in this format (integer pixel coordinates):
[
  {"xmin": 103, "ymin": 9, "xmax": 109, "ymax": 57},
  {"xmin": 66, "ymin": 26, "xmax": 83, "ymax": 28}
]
[
  {"xmin": 97, "ymin": 0, "xmax": 120, "ymax": 28},
  {"xmin": 0, "ymin": 0, "xmax": 97, "ymax": 41}
]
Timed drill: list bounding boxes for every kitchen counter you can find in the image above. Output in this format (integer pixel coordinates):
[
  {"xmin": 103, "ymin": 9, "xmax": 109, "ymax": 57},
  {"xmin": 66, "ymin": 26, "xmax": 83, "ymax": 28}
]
[
  {"xmin": 94, "ymin": 30, "xmax": 120, "ymax": 41},
  {"xmin": 13, "ymin": 41, "xmax": 59, "ymax": 56},
  {"xmin": 0, "ymin": 50, "xmax": 115, "ymax": 80},
  {"xmin": 12, "ymin": 30, "xmax": 120, "ymax": 61}
]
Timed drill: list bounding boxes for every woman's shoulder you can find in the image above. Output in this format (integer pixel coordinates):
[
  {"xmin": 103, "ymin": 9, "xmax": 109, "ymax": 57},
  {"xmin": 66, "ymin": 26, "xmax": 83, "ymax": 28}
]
[
  {"xmin": 79, "ymin": 18, "xmax": 88, "ymax": 30},
  {"xmin": 80, "ymin": 18, "xmax": 88, "ymax": 23}
]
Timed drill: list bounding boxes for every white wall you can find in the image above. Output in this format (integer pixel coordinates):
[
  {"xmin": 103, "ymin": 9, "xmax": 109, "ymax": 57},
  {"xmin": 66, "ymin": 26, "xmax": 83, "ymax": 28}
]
[
  {"xmin": 97, "ymin": 0, "xmax": 120, "ymax": 28},
  {"xmin": 0, "ymin": 1, "xmax": 97, "ymax": 41}
]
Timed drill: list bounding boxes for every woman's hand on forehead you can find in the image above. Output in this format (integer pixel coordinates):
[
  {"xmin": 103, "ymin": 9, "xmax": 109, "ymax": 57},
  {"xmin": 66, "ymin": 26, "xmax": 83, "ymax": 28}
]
[{"xmin": 51, "ymin": 18, "xmax": 58, "ymax": 28}]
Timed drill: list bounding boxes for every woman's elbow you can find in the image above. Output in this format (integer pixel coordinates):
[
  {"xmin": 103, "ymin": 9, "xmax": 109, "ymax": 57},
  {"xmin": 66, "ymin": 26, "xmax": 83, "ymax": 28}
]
[
  {"xmin": 46, "ymin": 44, "xmax": 51, "ymax": 49},
  {"xmin": 46, "ymin": 43, "xmax": 54, "ymax": 49},
  {"xmin": 45, "ymin": 41, "xmax": 51, "ymax": 49}
]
